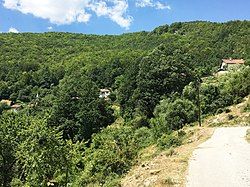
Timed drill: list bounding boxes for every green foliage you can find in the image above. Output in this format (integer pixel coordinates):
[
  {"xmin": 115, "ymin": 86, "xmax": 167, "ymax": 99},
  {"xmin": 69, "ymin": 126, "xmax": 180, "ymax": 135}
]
[
  {"xmin": 157, "ymin": 133, "xmax": 182, "ymax": 150},
  {"xmin": 87, "ymin": 59, "xmax": 125, "ymax": 89},
  {"xmin": 0, "ymin": 103, "xmax": 11, "ymax": 115},
  {"xmin": 117, "ymin": 59, "xmax": 140, "ymax": 119},
  {"xmin": 133, "ymin": 44, "xmax": 195, "ymax": 118},
  {"xmin": 1, "ymin": 21, "xmax": 250, "ymax": 186},
  {"xmin": 0, "ymin": 113, "xmax": 19, "ymax": 186},
  {"xmin": 73, "ymin": 126, "xmax": 152, "ymax": 186},
  {"xmin": 0, "ymin": 113, "xmax": 84, "ymax": 187},
  {"xmin": 200, "ymin": 83, "xmax": 221, "ymax": 114},
  {"xmin": 151, "ymin": 24, "xmax": 169, "ymax": 35},
  {"xmin": 0, "ymin": 81, "xmax": 10, "ymax": 100},
  {"xmin": 182, "ymin": 66, "xmax": 250, "ymax": 116},
  {"xmin": 151, "ymin": 98, "xmax": 197, "ymax": 137},
  {"xmin": 244, "ymin": 104, "xmax": 250, "ymax": 112},
  {"xmin": 49, "ymin": 71, "xmax": 114, "ymax": 141},
  {"xmin": 220, "ymin": 67, "xmax": 250, "ymax": 103}
]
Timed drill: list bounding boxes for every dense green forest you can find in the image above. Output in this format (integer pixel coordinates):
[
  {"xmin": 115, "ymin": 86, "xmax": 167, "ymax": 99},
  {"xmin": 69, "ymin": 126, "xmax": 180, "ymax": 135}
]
[{"xmin": 1, "ymin": 21, "xmax": 250, "ymax": 186}]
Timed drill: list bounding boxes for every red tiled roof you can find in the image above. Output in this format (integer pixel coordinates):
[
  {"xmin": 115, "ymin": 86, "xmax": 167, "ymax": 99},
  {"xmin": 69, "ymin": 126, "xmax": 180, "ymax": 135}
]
[{"xmin": 222, "ymin": 59, "xmax": 245, "ymax": 64}]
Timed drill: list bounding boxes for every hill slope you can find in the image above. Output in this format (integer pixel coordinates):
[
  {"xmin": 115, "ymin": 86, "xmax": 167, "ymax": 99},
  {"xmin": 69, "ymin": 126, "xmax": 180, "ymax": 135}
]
[{"xmin": 0, "ymin": 21, "xmax": 250, "ymax": 187}]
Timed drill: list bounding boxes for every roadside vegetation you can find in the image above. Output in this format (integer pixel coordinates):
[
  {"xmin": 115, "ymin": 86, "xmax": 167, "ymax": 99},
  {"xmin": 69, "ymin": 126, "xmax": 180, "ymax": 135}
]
[
  {"xmin": 0, "ymin": 21, "xmax": 250, "ymax": 186},
  {"xmin": 246, "ymin": 129, "xmax": 250, "ymax": 143}
]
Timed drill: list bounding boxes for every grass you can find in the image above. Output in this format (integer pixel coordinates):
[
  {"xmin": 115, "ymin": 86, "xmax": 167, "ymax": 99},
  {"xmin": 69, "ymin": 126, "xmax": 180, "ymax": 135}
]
[
  {"xmin": 121, "ymin": 95, "xmax": 250, "ymax": 187},
  {"xmin": 203, "ymin": 95, "xmax": 250, "ymax": 127},
  {"xmin": 163, "ymin": 177, "xmax": 176, "ymax": 186},
  {"xmin": 121, "ymin": 126, "xmax": 214, "ymax": 187},
  {"xmin": 246, "ymin": 129, "xmax": 250, "ymax": 143}
]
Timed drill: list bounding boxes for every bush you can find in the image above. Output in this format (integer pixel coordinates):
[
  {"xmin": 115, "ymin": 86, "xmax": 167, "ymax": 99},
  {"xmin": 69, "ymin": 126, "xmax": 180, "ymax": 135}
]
[
  {"xmin": 244, "ymin": 104, "xmax": 250, "ymax": 112},
  {"xmin": 225, "ymin": 108, "xmax": 231, "ymax": 113},
  {"xmin": 151, "ymin": 98, "xmax": 197, "ymax": 136},
  {"xmin": 133, "ymin": 127, "xmax": 154, "ymax": 148},
  {"xmin": 183, "ymin": 66, "xmax": 250, "ymax": 117},
  {"xmin": 157, "ymin": 133, "xmax": 182, "ymax": 150},
  {"xmin": 130, "ymin": 114, "xmax": 149, "ymax": 128},
  {"xmin": 0, "ymin": 103, "xmax": 10, "ymax": 114},
  {"xmin": 216, "ymin": 108, "xmax": 224, "ymax": 114},
  {"xmin": 74, "ymin": 126, "xmax": 153, "ymax": 186},
  {"xmin": 227, "ymin": 114, "xmax": 234, "ymax": 120}
]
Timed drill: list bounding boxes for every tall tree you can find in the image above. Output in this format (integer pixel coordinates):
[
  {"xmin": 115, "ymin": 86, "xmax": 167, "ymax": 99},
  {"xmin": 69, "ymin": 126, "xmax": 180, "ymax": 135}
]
[{"xmin": 49, "ymin": 71, "xmax": 114, "ymax": 141}]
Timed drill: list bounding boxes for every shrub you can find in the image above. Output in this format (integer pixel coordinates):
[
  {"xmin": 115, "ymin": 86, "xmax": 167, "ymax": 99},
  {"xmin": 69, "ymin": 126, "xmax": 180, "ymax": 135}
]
[
  {"xmin": 243, "ymin": 98, "xmax": 250, "ymax": 112},
  {"xmin": 157, "ymin": 133, "xmax": 182, "ymax": 150},
  {"xmin": 151, "ymin": 98, "xmax": 197, "ymax": 137},
  {"xmin": 74, "ymin": 126, "xmax": 153, "ymax": 186},
  {"xmin": 0, "ymin": 103, "xmax": 11, "ymax": 114},
  {"xmin": 225, "ymin": 108, "xmax": 231, "ymax": 113},
  {"xmin": 227, "ymin": 114, "xmax": 234, "ymax": 120},
  {"xmin": 133, "ymin": 127, "xmax": 154, "ymax": 148},
  {"xmin": 216, "ymin": 108, "xmax": 224, "ymax": 114}
]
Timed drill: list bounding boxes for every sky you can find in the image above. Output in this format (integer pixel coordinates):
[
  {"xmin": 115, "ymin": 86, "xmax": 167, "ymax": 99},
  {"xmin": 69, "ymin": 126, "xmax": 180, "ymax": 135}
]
[{"xmin": 0, "ymin": 0, "xmax": 250, "ymax": 35}]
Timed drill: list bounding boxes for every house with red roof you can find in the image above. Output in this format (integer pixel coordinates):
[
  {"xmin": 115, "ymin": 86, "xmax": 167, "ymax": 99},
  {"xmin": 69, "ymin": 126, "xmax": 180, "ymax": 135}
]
[{"xmin": 220, "ymin": 58, "xmax": 245, "ymax": 71}]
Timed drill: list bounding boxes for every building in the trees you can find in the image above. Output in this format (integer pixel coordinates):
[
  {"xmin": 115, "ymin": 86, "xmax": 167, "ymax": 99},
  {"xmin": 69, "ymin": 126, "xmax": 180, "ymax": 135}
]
[
  {"xmin": 220, "ymin": 58, "xmax": 245, "ymax": 71},
  {"xmin": 0, "ymin": 99, "xmax": 13, "ymax": 106},
  {"xmin": 11, "ymin": 104, "xmax": 22, "ymax": 111},
  {"xmin": 99, "ymin": 89, "xmax": 111, "ymax": 99}
]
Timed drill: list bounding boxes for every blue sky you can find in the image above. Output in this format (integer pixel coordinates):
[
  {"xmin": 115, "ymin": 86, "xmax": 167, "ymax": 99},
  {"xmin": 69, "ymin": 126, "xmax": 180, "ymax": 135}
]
[{"xmin": 0, "ymin": 0, "xmax": 250, "ymax": 35}]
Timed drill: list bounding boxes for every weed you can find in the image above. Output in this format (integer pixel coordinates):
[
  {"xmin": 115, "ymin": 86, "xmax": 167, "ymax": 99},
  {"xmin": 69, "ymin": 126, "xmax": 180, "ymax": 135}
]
[
  {"xmin": 246, "ymin": 129, "xmax": 250, "ymax": 143},
  {"xmin": 165, "ymin": 148, "xmax": 175, "ymax": 157},
  {"xmin": 164, "ymin": 177, "xmax": 175, "ymax": 185}
]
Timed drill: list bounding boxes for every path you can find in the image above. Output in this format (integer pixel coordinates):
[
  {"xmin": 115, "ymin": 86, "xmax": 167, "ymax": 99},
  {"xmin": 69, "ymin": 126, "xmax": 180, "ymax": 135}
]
[{"xmin": 186, "ymin": 127, "xmax": 250, "ymax": 187}]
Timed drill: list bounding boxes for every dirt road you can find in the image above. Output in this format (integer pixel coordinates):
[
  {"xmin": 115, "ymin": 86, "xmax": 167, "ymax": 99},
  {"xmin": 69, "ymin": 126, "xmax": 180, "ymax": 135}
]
[{"xmin": 186, "ymin": 127, "xmax": 250, "ymax": 187}]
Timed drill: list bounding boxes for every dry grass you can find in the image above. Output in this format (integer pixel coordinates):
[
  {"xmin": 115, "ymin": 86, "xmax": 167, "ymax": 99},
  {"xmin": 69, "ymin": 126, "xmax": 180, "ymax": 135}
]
[
  {"xmin": 246, "ymin": 129, "xmax": 250, "ymax": 143},
  {"xmin": 203, "ymin": 95, "xmax": 250, "ymax": 127},
  {"xmin": 121, "ymin": 127, "xmax": 214, "ymax": 187},
  {"xmin": 121, "ymin": 95, "xmax": 250, "ymax": 187}
]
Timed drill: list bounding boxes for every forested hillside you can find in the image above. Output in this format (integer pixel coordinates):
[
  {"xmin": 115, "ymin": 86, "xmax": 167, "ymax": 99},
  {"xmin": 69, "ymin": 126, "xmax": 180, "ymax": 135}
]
[{"xmin": 0, "ymin": 21, "xmax": 250, "ymax": 186}]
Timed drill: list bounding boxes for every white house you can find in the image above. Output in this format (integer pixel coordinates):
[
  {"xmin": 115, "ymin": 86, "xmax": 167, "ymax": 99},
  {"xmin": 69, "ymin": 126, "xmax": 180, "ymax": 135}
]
[{"xmin": 99, "ymin": 89, "xmax": 111, "ymax": 99}]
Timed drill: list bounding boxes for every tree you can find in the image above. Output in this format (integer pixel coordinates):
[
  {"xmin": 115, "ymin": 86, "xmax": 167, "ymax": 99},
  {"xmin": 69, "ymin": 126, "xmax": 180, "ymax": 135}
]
[
  {"xmin": 49, "ymin": 71, "xmax": 114, "ymax": 141},
  {"xmin": 134, "ymin": 44, "xmax": 194, "ymax": 118},
  {"xmin": 0, "ymin": 112, "xmax": 84, "ymax": 187},
  {"xmin": 151, "ymin": 98, "xmax": 197, "ymax": 136},
  {"xmin": 117, "ymin": 59, "xmax": 140, "ymax": 119}
]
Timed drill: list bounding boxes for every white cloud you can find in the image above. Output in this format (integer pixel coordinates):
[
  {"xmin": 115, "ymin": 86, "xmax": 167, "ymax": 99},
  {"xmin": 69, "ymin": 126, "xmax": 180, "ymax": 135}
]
[
  {"xmin": 2, "ymin": 0, "xmax": 169, "ymax": 29},
  {"xmin": 3, "ymin": 0, "xmax": 92, "ymax": 25},
  {"xmin": 90, "ymin": 0, "xmax": 132, "ymax": 29},
  {"xmin": 135, "ymin": 0, "xmax": 171, "ymax": 10},
  {"xmin": 47, "ymin": 26, "xmax": 53, "ymax": 30},
  {"xmin": 3, "ymin": 0, "xmax": 132, "ymax": 29},
  {"xmin": 8, "ymin": 27, "xmax": 19, "ymax": 33}
]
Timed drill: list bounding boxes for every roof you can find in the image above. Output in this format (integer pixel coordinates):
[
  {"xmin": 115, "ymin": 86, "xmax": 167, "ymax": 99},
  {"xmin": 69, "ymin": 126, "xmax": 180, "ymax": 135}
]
[
  {"xmin": 100, "ymin": 89, "xmax": 110, "ymax": 92},
  {"xmin": 11, "ymin": 104, "xmax": 22, "ymax": 109},
  {"xmin": 222, "ymin": 59, "xmax": 245, "ymax": 64}
]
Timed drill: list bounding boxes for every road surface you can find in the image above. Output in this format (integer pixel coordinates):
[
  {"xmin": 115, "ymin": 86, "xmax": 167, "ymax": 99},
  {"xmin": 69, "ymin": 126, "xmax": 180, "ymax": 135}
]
[{"xmin": 186, "ymin": 127, "xmax": 250, "ymax": 187}]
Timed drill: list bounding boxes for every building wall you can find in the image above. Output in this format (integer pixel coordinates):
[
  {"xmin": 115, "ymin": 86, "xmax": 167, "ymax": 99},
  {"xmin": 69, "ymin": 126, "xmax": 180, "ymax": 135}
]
[{"xmin": 227, "ymin": 64, "xmax": 242, "ymax": 70}]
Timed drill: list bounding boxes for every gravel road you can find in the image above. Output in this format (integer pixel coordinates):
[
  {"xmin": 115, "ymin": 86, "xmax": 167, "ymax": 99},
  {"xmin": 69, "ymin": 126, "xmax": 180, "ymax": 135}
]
[{"xmin": 186, "ymin": 127, "xmax": 250, "ymax": 187}]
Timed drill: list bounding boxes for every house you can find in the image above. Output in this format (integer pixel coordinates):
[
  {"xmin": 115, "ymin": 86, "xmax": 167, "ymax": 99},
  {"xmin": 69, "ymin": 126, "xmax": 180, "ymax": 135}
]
[
  {"xmin": 0, "ymin": 99, "xmax": 13, "ymax": 106},
  {"xmin": 0, "ymin": 99, "xmax": 23, "ymax": 112},
  {"xmin": 11, "ymin": 104, "xmax": 22, "ymax": 111},
  {"xmin": 220, "ymin": 58, "xmax": 245, "ymax": 71},
  {"xmin": 99, "ymin": 89, "xmax": 111, "ymax": 99}
]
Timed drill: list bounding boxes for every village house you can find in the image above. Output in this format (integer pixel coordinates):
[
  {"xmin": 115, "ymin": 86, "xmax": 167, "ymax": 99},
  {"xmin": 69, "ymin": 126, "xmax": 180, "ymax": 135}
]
[
  {"xmin": 99, "ymin": 89, "xmax": 111, "ymax": 99},
  {"xmin": 0, "ymin": 99, "xmax": 23, "ymax": 112},
  {"xmin": 219, "ymin": 58, "xmax": 245, "ymax": 71},
  {"xmin": 11, "ymin": 104, "xmax": 22, "ymax": 111},
  {"xmin": 0, "ymin": 99, "xmax": 13, "ymax": 106}
]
